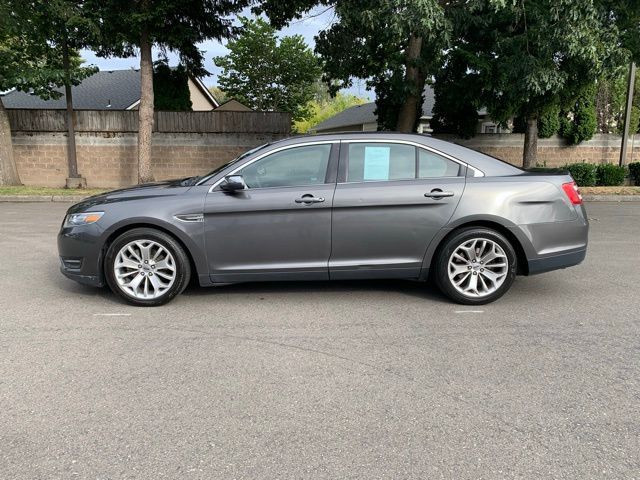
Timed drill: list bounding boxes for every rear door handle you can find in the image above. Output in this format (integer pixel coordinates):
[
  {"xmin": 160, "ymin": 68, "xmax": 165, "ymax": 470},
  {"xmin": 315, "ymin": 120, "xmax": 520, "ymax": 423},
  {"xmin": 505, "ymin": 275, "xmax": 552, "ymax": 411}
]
[
  {"xmin": 295, "ymin": 195, "xmax": 325, "ymax": 204},
  {"xmin": 424, "ymin": 189, "xmax": 454, "ymax": 199}
]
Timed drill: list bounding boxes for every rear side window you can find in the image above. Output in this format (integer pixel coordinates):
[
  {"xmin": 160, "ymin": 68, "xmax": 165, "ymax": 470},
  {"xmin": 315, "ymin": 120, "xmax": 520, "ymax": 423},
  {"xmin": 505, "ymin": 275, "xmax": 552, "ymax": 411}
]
[
  {"xmin": 240, "ymin": 144, "xmax": 332, "ymax": 189},
  {"xmin": 347, "ymin": 143, "xmax": 415, "ymax": 182},
  {"xmin": 418, "ymin": 149, "xmax": 461, "ymax": 178}
]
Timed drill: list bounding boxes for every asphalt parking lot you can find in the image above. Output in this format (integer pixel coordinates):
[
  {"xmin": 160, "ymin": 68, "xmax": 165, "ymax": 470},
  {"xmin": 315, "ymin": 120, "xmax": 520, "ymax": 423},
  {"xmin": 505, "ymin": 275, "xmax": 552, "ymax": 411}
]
[{"xmin": 0, "ymin": 201, "xmax": 638, "ymax": 479}]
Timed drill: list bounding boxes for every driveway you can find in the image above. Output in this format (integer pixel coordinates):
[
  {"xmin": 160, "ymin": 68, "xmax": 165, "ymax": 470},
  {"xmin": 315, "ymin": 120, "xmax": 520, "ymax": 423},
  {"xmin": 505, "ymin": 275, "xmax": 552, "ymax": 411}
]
[{"xmin": 0, "ymin": 202, "xmax": 638, "ymax": 479}]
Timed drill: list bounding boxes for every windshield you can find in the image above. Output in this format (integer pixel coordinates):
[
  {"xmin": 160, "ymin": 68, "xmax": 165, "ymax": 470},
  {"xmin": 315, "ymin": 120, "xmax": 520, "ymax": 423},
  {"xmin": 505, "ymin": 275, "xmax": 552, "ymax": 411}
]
[{"xmin": 195, "ymin": 143, "xmax": 270, "ymax": 185}]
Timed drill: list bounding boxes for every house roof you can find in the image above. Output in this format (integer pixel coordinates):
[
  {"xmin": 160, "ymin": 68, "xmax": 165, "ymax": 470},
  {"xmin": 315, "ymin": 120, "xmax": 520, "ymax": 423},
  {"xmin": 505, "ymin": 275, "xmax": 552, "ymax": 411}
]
[
  {"xmin": 1, "ymin": 69, "xmax": 218, "ymax": 110},
  {"xmin": 313, "ymin": 85, "xmax": 437, "ymax": 132},
  {"xmin": 214, "ymin": 99, "xmax": 253, "ymax": 112},
  {"xmin": 2, "ymin": 70, "xmax": 142, "ymax": 110},
  {"xmin": 313, "ymin": 102, "xmax": 378, "ymax": 131}
]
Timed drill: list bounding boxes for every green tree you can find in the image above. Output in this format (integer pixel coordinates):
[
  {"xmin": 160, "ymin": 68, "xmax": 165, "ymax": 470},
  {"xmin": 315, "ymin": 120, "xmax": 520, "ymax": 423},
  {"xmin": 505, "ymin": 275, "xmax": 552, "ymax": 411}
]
[
  {"xmin": 537, "ymin": 105, "xmax": 561, "ymax": 139},
  {"xmin": 215, "ymin": 18, "xmax": 321, "ymax": 122},
  {"xmin": 434, "ymin": 0, "xmax": 628, "ymax": 168},
  {"xmin": 294, "ymin": 92, "xmax": 366, "ymax": 133},
  {"xmin": 559, "ymin": 86, "xmax": 598, "ymax": 145},
  {"xmin": 87, "ymin": 0, "xmax": 248, "ymax": 183},
  {"xmin": 208, "ymin": 86, "xmax": 228, "ymax": 105},
  {"xmin": 257, "ymin": 0, "xmax": 449, "ymax": 132},
  {"xmin": 594, "ymin": 64, "xmax": 630, "ymax": 134},
  {"xmin": 430, "ymin": 49, "xmax": 482, "ymax": 138},
  {"xmin": 0, "ymin": 1, "xmax": 95, "ymax": 186},
  {"xmin": 153, "ymin": 62, "xmax": 192, "ymax": 111}
]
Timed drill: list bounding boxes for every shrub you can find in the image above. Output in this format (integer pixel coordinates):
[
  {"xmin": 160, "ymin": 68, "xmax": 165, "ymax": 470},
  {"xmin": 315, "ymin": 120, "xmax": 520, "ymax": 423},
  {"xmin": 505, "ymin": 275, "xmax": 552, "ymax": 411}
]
[
  {"xmin": 628, "ymin": 162, "xmax": 640, "ymax": 185},
  {"xmin": 538, "ymin": 104, "xmax": 561, "ymax": 138},
  {"xmin": 596, "ymin": 163, "xmax": 627, "ymax": 186},
  {"xmin": 564, "ymin": 162, "xmax": 597, "ymax": 186},
  {"xmin": 559, "ymin": 86, "xmax": 597, "ymax": 145}
]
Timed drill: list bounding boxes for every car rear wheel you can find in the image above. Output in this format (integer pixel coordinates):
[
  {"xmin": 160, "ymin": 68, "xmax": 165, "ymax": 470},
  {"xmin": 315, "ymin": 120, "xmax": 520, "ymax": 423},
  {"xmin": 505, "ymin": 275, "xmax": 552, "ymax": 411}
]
[
  {"xmin": 105, "ymin": 228, "xmax": 191, "ymax": 306},
  {"xmin": 434, "ymin": 227, "xmax": 517, "ymax": 305}
]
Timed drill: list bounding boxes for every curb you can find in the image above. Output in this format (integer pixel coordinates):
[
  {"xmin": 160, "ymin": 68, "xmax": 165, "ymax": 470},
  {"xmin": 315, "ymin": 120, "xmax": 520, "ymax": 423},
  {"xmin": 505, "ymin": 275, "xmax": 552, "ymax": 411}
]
[
  {"xmin": 0, "ymin": 195, "xmax": 89, "ymax": 203},
  {"xmin": 583, "ymin": 195, "xmax": 640, "ymax": 202}
]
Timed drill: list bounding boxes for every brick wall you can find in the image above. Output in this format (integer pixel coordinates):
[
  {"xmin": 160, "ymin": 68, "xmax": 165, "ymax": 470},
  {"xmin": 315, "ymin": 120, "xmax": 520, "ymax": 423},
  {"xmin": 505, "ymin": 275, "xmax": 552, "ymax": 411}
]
[
  {"xmin": 11, "ymin": 132, "xmax": 288, "ymax": 188},
  {"xmin": 11, "ymin": 131, "xmax": 640, "ymax": 187},
  {"xmin": 435, "ymin": 133, "xmax": 640, "ymax": 167}
]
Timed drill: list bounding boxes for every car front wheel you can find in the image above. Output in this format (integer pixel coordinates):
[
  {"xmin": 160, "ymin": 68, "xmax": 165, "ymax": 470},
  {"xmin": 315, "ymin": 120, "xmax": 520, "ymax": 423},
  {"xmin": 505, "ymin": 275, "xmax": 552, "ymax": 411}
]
[
  {"xmin": 434, "ymin": 227, "xmax": 517, "ymax": 305},
  {"xmin": 104, "ymin": 228, "xmax": 191, "ymax": 306}
]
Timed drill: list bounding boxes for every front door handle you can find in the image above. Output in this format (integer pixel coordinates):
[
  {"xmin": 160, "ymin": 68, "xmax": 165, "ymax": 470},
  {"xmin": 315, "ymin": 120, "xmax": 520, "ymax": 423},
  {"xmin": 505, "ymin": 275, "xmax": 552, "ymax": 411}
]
[
  {"xmin": 295, "ymin": 195, "xmax": 325, "ymax": 204},
  {"xmin": 424, "ymin": 189, "xmax": 454, "ymax": 199}
]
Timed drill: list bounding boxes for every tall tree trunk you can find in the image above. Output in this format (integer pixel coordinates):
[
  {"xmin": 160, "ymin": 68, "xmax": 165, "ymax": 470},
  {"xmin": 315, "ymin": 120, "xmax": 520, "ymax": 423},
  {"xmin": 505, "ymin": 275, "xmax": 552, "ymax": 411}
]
[
  {"xmin": 523, "ymin": 116, "xmax": 538, "ymax": 169},
  {"xmin": 138, "ymin": 28, "xmax": 154, "ymax": 184},
  {"xmin": 0, "ymin": 96, "xmax": 21, "ymax": 186},
  {"xmin": 62, "ymin": 38, "xmax": 79, "ymax": 180},
  {"xmin": 396, "ymin": 35, "xmax": 425, "ymax": 133}
]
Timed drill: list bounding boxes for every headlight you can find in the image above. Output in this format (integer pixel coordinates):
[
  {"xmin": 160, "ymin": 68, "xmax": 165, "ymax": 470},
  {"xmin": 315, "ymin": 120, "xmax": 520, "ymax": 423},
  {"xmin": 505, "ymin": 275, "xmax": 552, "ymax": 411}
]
[{"xmin": 63, "ymin": 212, "xmax": 104, "ymax": 228}]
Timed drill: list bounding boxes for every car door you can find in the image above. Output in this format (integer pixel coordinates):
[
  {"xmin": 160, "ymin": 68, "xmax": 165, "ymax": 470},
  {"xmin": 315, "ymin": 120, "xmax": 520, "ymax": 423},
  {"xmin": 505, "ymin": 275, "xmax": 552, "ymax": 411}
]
[
  {"xmin": 204, "ymin": 142, "xmax": 338, "ymax": 283},
  {"xmin": 330, "ymin": 140, "xmax": 466, "ymax": 279}
]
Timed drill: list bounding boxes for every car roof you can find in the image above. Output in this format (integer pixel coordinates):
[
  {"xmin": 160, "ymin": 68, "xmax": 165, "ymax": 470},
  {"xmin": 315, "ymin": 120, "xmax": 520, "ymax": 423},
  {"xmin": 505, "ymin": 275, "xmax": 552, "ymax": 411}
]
[{"xmin": 268, "ymin": 132, "xmax": 522, "ymax": 177}]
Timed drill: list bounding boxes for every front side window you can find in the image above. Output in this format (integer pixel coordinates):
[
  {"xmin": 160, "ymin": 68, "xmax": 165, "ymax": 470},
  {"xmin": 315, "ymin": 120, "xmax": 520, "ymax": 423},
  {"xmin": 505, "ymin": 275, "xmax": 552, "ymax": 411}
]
[
  {"xmin": 347, "ymin": 143, "xmax": 415, "ymax": 182},
  {"xmin": 240, "ymin": 144, "xmax": 332, "ymax": 189}
]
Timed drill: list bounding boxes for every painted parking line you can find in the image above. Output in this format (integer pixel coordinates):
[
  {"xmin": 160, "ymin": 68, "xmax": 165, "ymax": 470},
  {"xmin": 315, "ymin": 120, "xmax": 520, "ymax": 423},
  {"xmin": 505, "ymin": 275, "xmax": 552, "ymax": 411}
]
[
  {"xmin": 93, "ymin": 313, "xmax": 132, "ymax": 317},
  {"xmin": 454, "ymin": 310, "xmax": 484, "ymax": 314}
]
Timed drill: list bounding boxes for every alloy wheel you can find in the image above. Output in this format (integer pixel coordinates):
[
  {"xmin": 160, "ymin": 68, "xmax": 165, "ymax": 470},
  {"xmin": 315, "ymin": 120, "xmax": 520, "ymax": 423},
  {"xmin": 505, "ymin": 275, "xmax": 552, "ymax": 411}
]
[
  {"xmin": 113, "ymin": 239, "xmax": 176, "ymax": 300},
  {"xmin": 447, "ymin": 238, "xmax": 509, "ymax": 298}
]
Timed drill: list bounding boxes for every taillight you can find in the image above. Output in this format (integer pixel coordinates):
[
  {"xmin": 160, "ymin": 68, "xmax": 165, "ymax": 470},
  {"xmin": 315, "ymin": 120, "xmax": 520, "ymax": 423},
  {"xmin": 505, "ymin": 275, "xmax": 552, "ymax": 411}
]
[{"xmin": 562, "ymin": 181, "xmax": 583, "ymax": 205}]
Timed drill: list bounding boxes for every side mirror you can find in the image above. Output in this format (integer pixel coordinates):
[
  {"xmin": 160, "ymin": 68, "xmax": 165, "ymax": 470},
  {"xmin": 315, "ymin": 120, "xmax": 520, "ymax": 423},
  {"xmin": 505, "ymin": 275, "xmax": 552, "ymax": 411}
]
[{"xmin": 220, "ymin": 175, "xmax": 247, "ymax": 192}]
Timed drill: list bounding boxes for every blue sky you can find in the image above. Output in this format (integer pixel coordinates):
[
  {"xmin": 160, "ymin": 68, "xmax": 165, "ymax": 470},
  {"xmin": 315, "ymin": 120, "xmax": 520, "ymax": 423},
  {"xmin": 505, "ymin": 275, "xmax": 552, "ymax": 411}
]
[{"xmin": 80, "ymin": 6, "xmax": 373, "ymax": 100}]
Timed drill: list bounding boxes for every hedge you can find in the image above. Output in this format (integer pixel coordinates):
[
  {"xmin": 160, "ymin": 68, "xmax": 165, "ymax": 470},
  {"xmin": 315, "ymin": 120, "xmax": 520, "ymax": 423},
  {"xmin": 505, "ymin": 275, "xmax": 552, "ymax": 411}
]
[
  {"xmin": 595, "ymin": 163, "xmax": 627, "ymax": 186},
  {"xmin": 564, "ymin": 163, "xmax": 597, "ymax": 187},
  {"xmin": 628, "ymin": 162, "xmax": 640, "ymax": 186}
]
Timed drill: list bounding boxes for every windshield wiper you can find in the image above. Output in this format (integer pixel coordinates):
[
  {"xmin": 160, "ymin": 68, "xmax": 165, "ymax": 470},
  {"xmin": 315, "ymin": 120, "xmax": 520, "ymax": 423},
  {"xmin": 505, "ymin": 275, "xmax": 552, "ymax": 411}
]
[{"xmin": 180, "ymin": 176, "xmax": 200, "ymax": 187}]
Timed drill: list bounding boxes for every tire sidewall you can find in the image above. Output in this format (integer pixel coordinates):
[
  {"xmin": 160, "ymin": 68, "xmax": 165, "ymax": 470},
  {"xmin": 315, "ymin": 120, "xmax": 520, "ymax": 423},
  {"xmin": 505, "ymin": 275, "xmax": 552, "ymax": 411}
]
[
  {"xmin": 104, "ymin": 228, "xmax": 191, "ymax": 306},
  {"xmin": 435, "ymin": 228, "xmax": 517, "ymax": 305}
]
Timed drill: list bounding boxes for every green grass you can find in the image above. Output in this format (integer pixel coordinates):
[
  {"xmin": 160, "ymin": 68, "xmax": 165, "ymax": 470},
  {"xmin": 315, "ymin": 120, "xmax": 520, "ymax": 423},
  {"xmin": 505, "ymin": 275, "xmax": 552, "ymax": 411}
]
[{"xmin": 0, "ymin": 186, "xmax": 108, "ymax": 196}]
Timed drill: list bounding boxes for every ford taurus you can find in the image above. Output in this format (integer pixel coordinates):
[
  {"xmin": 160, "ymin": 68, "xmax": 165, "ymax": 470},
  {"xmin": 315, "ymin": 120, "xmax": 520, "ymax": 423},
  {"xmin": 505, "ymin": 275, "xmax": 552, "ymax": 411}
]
[{"xmin": 58, "ymin": 133, "xmax": 589, "ymax": 306}]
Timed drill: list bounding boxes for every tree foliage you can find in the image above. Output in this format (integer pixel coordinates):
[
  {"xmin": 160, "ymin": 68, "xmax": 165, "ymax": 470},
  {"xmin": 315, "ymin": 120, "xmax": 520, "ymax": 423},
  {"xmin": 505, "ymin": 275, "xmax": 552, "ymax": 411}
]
[
  {"xmin": 153, "ymin": 62, "xmax": 192, "ymax": 111},
  {"xmin": 294, "ymin": 93, "xmax": 366, "ymax": 133},
  {"xmin": 208, "ymin": 86, "xmax": 228, "ymax": 105},
  {"xmin": 537, "ymin": 105, "xmax": 561, "ymax": 139},
  {"xmin": 215, "ymin": 18, "xmax": 321, "ymax": 122},
  {"xmin": 0, "ymin": 0, "xmax": 96, "ymax": 186},
  {"xmin": 87, "ymin": 0, "xmax": 245, "ymax": 77},
  {"xmin": 314, "ymin": 0, "xmax": 448, "ymax": 131},
  {"xmin": 430, "ymin": 49, "xmax": 482, "ymax": 138},
  {"xmin": 257, "ymin": 0, "xmax": 449, "ymax": 132},
  {"xmin": 86, "ymin": 0, "xmax": 248, "ymax": 183},
  {"xmin": 559, "ymin": 86, "xmax": 598, "ymax": 145},
  {"xmin": 0, "ymin": 1, "xmax": 95, "ymax": 98},
  {"xmin": 595, "ymin": 72, "xmax": 628, "ymax": 134},
  {"xmin": 433, "ymin": 0, "xmax": 629, "ymax": 167}
]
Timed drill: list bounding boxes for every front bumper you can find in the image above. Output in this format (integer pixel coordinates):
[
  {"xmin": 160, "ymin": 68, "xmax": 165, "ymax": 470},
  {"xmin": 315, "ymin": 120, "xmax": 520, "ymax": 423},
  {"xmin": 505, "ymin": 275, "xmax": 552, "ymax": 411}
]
[
  {"xmin": 59, "ymin": 265, "xmax": 104, "ymax": 287},
  {"xmin": 57, "ymin": 225, "xmax": 105, "ymax": 288}
]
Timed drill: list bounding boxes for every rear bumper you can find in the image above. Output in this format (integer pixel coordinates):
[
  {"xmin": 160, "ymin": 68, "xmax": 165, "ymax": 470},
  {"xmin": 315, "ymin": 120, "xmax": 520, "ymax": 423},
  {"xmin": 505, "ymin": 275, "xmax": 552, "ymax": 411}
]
[{"xmin": 527, "ymin": 248, "xmax": 586, "ymax": 275}]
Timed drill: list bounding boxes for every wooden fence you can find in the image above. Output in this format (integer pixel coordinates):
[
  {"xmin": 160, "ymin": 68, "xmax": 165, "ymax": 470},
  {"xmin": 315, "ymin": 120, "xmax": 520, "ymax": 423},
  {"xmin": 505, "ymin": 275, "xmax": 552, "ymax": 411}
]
[{"xmin": 8, "ymin": 109, "xmax": 291, "ymax": 134}]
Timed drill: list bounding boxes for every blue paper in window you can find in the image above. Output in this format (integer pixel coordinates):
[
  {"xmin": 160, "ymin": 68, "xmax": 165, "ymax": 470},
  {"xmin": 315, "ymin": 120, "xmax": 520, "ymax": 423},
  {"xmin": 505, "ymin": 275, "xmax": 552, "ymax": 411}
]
[{"xmin": 363, "ymin": 146, "xmax": 390, "ymax": 180}]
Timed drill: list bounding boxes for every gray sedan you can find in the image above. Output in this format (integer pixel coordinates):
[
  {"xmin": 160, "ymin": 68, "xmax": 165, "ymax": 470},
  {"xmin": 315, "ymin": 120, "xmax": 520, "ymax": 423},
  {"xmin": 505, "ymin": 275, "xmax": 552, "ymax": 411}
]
[{"xmin": 58, "ymin": 133, "xmax": 588, "ymax": 306}]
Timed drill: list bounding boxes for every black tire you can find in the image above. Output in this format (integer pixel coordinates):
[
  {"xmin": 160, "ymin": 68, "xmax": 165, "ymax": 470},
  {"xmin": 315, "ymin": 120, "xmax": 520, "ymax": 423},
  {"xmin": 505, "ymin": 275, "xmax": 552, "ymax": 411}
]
[
  {"xmin": 104, "ymin": 228, "xmax": 191, "ymax": 306},
  {"xmin": 434, "ymin": 227, "xmax": 517, "ymax": 305}
]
